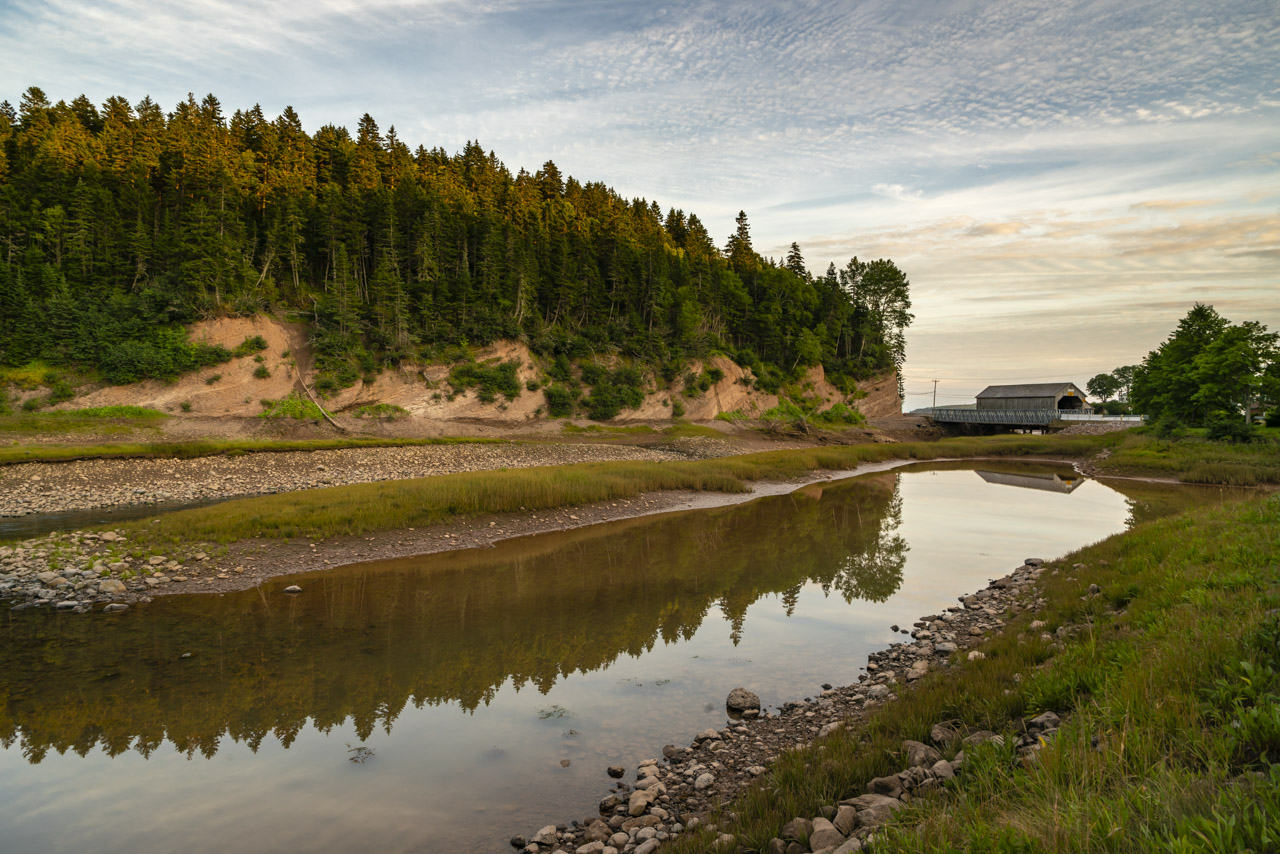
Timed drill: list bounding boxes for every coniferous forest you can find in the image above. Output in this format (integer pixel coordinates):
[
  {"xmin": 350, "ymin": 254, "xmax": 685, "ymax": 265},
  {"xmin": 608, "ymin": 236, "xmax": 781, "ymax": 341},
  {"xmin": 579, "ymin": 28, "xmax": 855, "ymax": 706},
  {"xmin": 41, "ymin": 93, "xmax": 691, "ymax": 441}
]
[{"xmin": 0, "ymin": 88, "xmax": 912, "ymax": 396}]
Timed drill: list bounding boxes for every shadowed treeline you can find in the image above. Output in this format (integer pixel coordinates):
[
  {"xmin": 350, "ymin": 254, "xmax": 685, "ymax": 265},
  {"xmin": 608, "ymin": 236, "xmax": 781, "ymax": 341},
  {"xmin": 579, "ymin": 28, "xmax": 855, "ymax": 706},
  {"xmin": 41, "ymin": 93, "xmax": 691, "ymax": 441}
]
[{"xmin": 1, "ymin": 473, "xmax": 908, "ymax": 763}]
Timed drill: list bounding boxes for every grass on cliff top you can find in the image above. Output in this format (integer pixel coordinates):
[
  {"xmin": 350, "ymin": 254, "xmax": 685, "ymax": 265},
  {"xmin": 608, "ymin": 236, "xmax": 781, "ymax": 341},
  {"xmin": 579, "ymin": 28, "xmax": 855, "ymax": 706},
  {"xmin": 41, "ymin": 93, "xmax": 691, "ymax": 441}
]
[
  {"xmin": 125, "ymin": 433, "xmax": 1114, "ymax": 544},
  {"xmin": 0, "ymin": 435, "xmax": 501, "ymax": 466},
  {"xmin": 668, "ymin": 492, "xmax": 1280, "ymax": 854}
]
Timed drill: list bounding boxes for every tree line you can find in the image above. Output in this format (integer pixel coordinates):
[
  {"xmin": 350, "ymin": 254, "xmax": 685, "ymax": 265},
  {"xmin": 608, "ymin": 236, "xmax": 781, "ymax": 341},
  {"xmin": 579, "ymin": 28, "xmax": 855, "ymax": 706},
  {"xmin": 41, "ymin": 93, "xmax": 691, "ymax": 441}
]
[
  {"xmin": 1090, "ymin": 304, "xmax": 1278, "ymax": 435},
  {"xmin": 0, "ymin": 88, "xmax": 912, "ymax": 396}
]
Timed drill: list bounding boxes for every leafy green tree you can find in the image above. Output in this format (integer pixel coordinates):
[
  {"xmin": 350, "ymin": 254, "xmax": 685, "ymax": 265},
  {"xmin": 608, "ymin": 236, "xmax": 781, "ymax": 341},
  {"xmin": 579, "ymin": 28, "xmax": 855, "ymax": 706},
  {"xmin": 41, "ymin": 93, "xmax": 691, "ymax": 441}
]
[
  {"xmin": 1086, "ymin": 373, "xmax": 1120, "ymax": 401},
  {"xmin": 1132, "ymin": 304, "xmax": 1277, "ymax": 425}
]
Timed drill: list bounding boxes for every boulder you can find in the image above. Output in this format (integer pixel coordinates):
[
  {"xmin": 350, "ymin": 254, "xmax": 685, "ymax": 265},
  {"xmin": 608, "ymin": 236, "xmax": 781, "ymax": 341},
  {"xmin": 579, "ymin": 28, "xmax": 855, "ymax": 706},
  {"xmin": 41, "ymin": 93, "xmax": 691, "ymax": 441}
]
[
  {"xmin": 780, "ymin": 817, "xmax": 813, "ymax": 841},
  {"xmin": 808, "ymin": 817, "xmax": 846, "ymax": 850},
  {"xmin": 833, "ymin": 805, "xmax": 858, "ymax": 835},
  {"xmin": 726, "ymin": 687, "xmax": 761, "ymax": 713},
  {"xmin": 903, "ymin": 740, "xmax": 942, "ymax": 768},
  {"xmin": 866, "ymin": 775, "xmax": 902, "ymax": 799}
]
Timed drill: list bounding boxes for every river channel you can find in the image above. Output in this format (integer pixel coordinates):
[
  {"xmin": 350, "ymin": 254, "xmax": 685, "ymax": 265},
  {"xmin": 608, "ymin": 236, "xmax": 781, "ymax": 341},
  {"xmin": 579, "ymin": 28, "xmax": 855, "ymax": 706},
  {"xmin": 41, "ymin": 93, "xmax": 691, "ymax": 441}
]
[{"xmin": 0, "ymin": 462, "xmax": 1242, "ymax": 852}]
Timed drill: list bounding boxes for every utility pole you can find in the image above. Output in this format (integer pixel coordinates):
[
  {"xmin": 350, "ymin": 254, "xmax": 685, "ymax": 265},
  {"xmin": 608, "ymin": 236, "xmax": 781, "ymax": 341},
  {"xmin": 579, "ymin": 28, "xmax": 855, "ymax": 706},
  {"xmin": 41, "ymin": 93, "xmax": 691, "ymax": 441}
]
[{"xmin": 932, "ymin": 379, "xmax": 938, "ymax": 410}]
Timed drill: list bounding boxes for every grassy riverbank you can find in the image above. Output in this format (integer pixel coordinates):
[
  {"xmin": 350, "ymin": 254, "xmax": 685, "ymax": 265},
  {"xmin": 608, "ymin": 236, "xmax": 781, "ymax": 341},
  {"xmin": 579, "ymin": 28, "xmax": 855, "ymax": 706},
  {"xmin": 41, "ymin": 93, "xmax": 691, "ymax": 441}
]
[
  {"xmin": 668, "ymin": 492, "xmax": 1280, "ymax": 853},
  {"xmin": 123, "ymin": 434, "xmax": 1114, "ymax": 545}
]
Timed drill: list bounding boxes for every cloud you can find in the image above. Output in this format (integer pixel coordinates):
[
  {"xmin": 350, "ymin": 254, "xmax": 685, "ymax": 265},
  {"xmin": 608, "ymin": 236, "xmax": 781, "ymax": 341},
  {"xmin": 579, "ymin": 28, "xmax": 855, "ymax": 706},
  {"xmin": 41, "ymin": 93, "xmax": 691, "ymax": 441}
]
[
  {"xmin": 872, "ymin": 183, "xmax": 925, "ymax": 203},
  {"xmin": 1129, "ymin": 199, "xmax": 1218, "ymax": 212},
  {"xmin": 964, "ymin": 221, "xmax": 1029, "ymax": 237},
  {"xmin": 1, "ymin": 0, "xmax": 1277, "ymax": 399}
]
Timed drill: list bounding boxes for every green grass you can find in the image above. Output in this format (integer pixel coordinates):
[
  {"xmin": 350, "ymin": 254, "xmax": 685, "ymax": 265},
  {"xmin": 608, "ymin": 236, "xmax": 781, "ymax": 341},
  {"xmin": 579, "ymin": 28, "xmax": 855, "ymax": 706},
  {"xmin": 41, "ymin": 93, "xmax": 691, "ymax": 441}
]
[
  {"xmin": 0, "ymin": 406, "xmax": 167, "ymax": 436},
  {"xmin": 0, "ymin": 436, "xmax": 499, "ymax": 466},
  {"xmin": 117, "ymin": 433, "xmax": 1116, "ymax": 544},
  {"xmin": 1099, "ymin": 427, "xmax": 1280, "ymax": 485},
  {"xmin": 561, "ymin": 423, "xmax": 658, "ymax": 436},
  {"xmin": 667, "ymin": 493, "xmax": 1280, "ymax": 854},
  {"xmin": 258, "ymin": 392, "xmax": 327, "ymax": 420}
]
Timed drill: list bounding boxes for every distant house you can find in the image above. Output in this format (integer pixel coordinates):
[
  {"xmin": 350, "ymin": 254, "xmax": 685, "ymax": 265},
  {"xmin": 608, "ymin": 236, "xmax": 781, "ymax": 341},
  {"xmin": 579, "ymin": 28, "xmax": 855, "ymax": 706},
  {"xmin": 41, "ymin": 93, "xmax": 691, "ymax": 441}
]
[{"xmin": 975, "ymin": 382, "xmax": 1090, "ymax": 412}]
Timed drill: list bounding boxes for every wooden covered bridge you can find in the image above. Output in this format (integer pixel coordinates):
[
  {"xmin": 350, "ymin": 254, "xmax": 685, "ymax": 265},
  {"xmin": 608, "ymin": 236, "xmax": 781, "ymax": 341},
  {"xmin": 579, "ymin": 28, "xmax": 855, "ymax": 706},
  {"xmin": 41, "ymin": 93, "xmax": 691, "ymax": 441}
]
[{"xmin": 920, "ymin": 382, "xmax": 1094, "ymax": 431}]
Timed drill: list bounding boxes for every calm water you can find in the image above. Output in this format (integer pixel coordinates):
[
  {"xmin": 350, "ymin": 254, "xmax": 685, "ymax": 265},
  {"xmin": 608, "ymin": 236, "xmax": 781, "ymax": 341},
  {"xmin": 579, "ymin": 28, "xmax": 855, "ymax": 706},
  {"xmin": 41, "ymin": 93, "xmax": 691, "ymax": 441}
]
[{"xmin": 0, "ymin": 463, "xmax": 1240, "ymax": 853}]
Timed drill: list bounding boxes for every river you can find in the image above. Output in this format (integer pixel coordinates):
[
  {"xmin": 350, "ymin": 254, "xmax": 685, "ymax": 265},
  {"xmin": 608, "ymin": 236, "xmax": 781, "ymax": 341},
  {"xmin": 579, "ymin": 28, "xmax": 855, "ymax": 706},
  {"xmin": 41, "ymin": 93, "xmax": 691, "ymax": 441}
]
[{"xmin": 0, "ymin": 462, "xmax": 1241, "ymax": 852}]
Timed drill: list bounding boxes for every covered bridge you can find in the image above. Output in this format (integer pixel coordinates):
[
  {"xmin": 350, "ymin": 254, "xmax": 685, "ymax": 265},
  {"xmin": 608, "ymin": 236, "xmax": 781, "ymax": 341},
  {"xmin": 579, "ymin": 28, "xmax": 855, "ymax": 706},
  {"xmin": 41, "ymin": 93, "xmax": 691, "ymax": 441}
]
[{"xmin": 976, "ymin": 382, "xmax": 1090, "ymax": 412}]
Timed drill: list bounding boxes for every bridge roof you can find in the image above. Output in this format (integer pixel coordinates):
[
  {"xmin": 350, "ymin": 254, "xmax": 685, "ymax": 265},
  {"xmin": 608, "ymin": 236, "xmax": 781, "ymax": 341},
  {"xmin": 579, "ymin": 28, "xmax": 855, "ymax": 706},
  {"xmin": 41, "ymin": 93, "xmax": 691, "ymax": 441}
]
[{"xmin": 976, "ymin": 382, "xmax": 1084, "ymax": 399}]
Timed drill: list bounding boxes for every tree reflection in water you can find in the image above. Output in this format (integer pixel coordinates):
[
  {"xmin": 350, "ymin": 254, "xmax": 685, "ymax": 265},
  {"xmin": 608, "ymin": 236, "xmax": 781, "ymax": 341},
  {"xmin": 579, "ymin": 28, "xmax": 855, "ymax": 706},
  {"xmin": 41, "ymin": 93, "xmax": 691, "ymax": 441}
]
[{"xmin": 1, "ymin": 472, "xmax": 908, "ymax": 764}]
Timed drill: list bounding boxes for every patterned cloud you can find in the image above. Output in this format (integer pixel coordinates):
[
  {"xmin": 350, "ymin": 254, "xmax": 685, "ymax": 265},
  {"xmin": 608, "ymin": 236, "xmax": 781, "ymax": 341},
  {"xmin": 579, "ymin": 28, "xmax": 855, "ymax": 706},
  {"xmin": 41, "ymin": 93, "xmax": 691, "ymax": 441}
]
[{"xmin": 2, "ymin": 0, "xmax": 1277, "ymax": 399}]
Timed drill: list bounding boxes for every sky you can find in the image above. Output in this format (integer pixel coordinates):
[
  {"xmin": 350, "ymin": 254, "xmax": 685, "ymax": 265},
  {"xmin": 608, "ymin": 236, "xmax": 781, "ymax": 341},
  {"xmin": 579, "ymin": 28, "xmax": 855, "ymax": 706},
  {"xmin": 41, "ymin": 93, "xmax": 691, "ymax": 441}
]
[{"xmin": 2, "ymin": 0, "xmax": 1277, "ymax": 405}]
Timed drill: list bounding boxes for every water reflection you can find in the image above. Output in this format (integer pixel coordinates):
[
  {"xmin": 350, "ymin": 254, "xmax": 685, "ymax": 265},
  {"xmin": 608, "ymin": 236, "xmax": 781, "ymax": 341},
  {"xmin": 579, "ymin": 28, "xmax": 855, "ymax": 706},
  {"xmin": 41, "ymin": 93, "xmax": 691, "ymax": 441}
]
[
  {"xmin": 976, "ymin": 469, "xmax": 1084, "ymax": 493},
  {"xmin": 2, "ymin": 471, "xmax": 909, "ymax": 763}
]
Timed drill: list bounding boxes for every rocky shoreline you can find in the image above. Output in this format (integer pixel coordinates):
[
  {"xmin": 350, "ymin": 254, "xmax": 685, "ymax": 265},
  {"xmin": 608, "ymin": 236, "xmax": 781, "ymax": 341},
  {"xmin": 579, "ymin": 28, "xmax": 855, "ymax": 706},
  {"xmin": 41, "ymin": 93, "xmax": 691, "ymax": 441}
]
[{"xmin": 510, "ymin": 558, "xmax": 1071, "ymax": 854}]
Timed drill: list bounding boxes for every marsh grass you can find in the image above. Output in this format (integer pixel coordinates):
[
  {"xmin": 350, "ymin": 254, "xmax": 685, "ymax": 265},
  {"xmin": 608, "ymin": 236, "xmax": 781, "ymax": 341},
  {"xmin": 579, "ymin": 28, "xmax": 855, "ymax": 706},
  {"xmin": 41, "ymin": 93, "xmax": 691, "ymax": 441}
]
[
  {"xmin": 667, "ymin": 494, "xmax": 1280, "ymax": 854},
  {"xmin": 124, "ymin": 434, "xmax": 1114, "ymax": 545},
  {"xmin": 1102, "ymin": 428, "xmax": 1280, "ymax": 485}
]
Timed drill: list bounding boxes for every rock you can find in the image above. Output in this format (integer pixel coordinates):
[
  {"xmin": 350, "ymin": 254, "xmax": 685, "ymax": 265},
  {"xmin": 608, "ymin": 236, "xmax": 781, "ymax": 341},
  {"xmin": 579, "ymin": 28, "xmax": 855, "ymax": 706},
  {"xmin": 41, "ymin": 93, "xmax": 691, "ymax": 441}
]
[
  {"xmin": 833, "ymin": 805, "xmax": 858, "ymax": 835},
  {"xmin": 607, "ymin": 765, "xmax": 625, "ymax": 778},
  {"xmin": 598, "ymin": 794, "xmax": 622, "ymax": 813},
  {"xmin": 747, "ymin": 765, "xmax": 768, "ymax": 776},
  {"xmin": 930, "ymin": 721, "xmax": 961, "ymax": 746},
  {"xmin": 54, "ymin": 600, "xmax": 79, "ymax": 610},
  {"xmin": 582, "ymin": 820, "xmax": 612, "ymax": 843},
  {"xmin": 903, "ymin": 740, "xmax": 942, "ymax": 768},
  {"xmin": 694, "ymin": 772, "xmax": 715, "ymax": 790},
  {"xmin": 780, "ymin": 817, "xmax": 813, "ymax": 841},
  {"xmin": 967, "ymin": 650, "xmax": 985, "ymax": 661},
  {"xmin": 1088, "ymin": 583, "xmax": 1101, "ymax": 595},
  {"xmin": 532, "ymin": 825, "xmax": 558, "ymax": 846},
  {"xmin": 866, "ymin": 775, "xmax": 902, "ymax": 799},
  {"xmin": 808, "ymin": 817, "xmax": 846, "ymax": 850},
  {"xmin": 608, "ymin": 832, "xmax": 629, "ymax": 848},
  {"xmin": 906, "ymin": 660, "xmax": 929, "ymax": 680},
  {"xmin": 509, "ymin": 835, "xmax": 528, "ymax": 849},
  {"xmin": 574, "ymin": 842, "xmax": 605, "ymax": 854},
  {"xmin": 935, "ymin": 642, "xmax": 957, "ymax": 654},
  {"xmin": 962, "ymin": 730, "xmax": 1003, "ymax": 748},
  {"xmin": 694, "ymin": 728, "xmax": 721, "ymax": 743},
  {"xmin": 866, "ymin": 684, "xmax": 890, "ymax": 699},
  {"xmin": 726, "ymin": 687, "xmax": 761, "ymax": 713},
  {"xmin": 103, "ymin": 603, "xmax": 128, "ymax": 613},
  {"xmin": 284, "ymin": 585, "xmax": 302, "ymax": 594},
  {"xmin": 628, "ymin": 788, "xmax": 656, "ymax": 816},
  {"xmin": 662, "ymin": 744, "xmax": 684, "ymax": 760},
  {"xmin": 1029, "ymin": 711, "xmax": 1061, "ymax": 731},
  {"xmin": 765, "ymin": 839, "xmax": 788, "ymax": 854},
  {"xmin": 1024, "ymin": 558, "xmax": 1044, "ymax": 566},
  {"xmin": 634, "ymin": 841, "xmax": 660, "ymax": 854},
  {"xmin": 833, "ymin": 839, "xmax": 864, "ymax": 853},
  {"xmin": 818, "ymin": 721, "xmax": 843, "ymax": 739},
  {"xmin": 930, "ymin": 759, "xmax": 955, "ymax": 780}
]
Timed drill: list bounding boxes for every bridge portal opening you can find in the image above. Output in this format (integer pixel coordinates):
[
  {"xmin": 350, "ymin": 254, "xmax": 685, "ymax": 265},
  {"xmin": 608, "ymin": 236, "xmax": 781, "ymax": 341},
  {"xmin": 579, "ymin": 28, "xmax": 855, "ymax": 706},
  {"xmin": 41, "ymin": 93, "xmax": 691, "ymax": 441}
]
[{"xmin": 1056, "ymin": 396, "xmax": 1084, "ymax": 411}]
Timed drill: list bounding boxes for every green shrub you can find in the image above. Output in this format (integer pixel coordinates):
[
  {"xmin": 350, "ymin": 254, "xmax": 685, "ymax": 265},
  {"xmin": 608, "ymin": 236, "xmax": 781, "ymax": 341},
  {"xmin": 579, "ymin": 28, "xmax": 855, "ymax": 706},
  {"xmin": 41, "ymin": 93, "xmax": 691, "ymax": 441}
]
[
  {"xmin": 205, "ymin": 373, "xmax": 222, "ymax": 385},
  {"xmin": 584, "ymin": 366, "xmax": 646, "ymax": 420},
  {"xmin": 179, "ymin": 401, "xmax": 192, "ymax": 413},
  {"xmin": 671, "ymin": 400, "xmax": 686, "ymax": 418},
  {"xmin": 259, "ymin": 393, "xmax": 325, "ymax": 420},
  {"xmin": 1206, "ymin": 418, "xmax": 1257, "ymax": 443},
  {"xmin": 1154, "ymin": 415, "xmax": 1188, "ymax": 439},
  {"xmin": 448, "ymin": 360, "xmax": 521, "ymax": 403},
  {"xmin": 1266, "ymin": 409, "xmax": 1280, "ymax": 428},
  {"xmin": 543, "ymin": 384, "xmax": 575, "ymax": 418},
  {"xmin": 253, "ymin": 365, "xmax": 271, "ymax": 379},
  {"xmin": 814, "ymin": 402, "xmax": 865, "ymax": 426},
  {"xmin": 525, "ymin": 379, "xmax": 541, "ymax": 392},
  {"xmin": 232, "ymin": 335, "xmax": 269, "ymax": 357}
]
